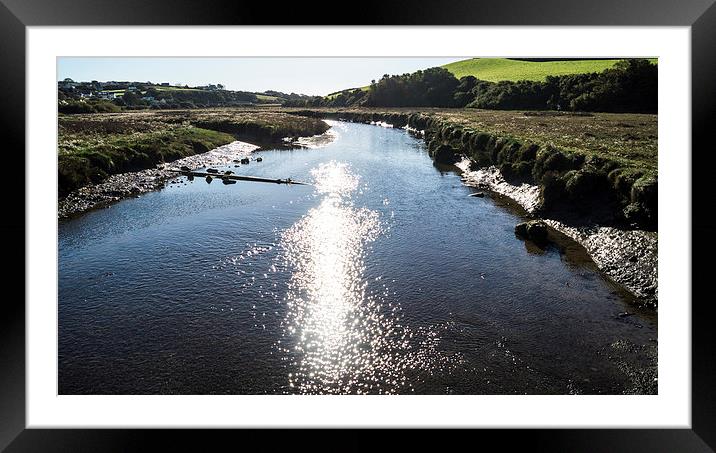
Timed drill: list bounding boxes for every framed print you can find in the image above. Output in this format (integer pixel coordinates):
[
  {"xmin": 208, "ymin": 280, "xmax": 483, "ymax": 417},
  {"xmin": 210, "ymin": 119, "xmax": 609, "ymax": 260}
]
[{"xmin": 3, "ymin": 0, "xmax": 715, "ymax": 450}]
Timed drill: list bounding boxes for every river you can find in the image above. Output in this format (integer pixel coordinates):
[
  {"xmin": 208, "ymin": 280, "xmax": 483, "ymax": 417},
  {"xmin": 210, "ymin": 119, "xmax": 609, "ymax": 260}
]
[{"xmin": 58, "ymin": 120, "xmax": 657, "ymax": 395}]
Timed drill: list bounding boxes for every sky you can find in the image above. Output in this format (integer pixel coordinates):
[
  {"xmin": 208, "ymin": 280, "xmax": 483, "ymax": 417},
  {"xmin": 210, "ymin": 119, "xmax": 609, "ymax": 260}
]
[{"xmin": 57, "ymin": 57, "xmax": 466, "ymax": 96}]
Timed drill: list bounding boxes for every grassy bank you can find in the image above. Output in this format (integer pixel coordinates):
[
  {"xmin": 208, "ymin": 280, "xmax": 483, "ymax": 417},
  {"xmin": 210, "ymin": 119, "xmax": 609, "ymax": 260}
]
[
  {"xmin": 287, "ymin": 107, "xmax": 657, "ymax": 230},
  {"xmin": 58, "ymin": 109, "xmax": 330, "ymax": 197}
]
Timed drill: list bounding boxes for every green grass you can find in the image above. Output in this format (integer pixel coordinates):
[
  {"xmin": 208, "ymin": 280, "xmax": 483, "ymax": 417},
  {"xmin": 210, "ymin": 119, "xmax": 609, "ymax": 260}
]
[
  {"xmin": 152, "ymin": 85, "xmax": 204, "ymax": 92},
  {"xmin": 442, "ymin": 58, "xmax": 658, "ymax": 82},
  {"xmin": 255, "ymin": 94, "xmax": 281, "ymax": 102},
  {"xmin": 325, "ymin": 87, "xmax": 366, "ymax": 99}
]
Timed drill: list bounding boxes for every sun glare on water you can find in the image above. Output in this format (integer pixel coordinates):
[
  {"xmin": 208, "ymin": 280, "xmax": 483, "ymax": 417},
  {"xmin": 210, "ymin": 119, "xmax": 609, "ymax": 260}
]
[{"xmin": 276, "ymin": 161, "xmax": 457, "ymax": 394}]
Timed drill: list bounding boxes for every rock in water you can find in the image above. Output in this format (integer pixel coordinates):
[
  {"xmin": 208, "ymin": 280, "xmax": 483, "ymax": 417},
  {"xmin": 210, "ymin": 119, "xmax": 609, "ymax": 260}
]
[{"xmin": 515, "ymin": 220, "xmax": 549, "ymax": 243}]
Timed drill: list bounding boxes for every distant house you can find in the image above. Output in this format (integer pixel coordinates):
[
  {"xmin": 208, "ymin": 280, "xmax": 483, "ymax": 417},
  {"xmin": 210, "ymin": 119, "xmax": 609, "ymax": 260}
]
[
  {"xmin": 197, "ymin": 84, "xmax": 222, "ymax": 91},
  {"xmin": 97, "ymin": 91, "xmax": 121, "ymax": 100},
  {"xmin": 160, "ymin": 82, "xmax": 170, "ymax": 86}
]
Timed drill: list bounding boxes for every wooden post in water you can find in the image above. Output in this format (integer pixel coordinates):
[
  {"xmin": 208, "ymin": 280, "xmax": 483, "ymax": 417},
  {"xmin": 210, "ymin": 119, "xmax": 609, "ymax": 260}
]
[{"xmin": 168, "ymin": 169, "xmax": 310, "ymax": 186}]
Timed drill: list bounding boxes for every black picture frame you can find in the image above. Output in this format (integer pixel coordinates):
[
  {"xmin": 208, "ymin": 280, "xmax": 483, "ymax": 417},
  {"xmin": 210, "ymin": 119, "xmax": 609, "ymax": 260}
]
[{"xmin": 2, "ymin": 0, "xmax": 714, "ymax": 450}]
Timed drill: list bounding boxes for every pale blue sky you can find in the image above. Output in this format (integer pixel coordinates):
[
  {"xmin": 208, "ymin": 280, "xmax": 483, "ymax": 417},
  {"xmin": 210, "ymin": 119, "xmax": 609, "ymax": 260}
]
[{"xmin": 57, "ymin": 57, "xmax": 466, "ymax": 96}]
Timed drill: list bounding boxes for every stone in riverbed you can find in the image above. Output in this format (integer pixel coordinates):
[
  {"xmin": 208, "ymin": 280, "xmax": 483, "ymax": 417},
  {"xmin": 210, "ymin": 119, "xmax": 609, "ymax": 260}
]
[{"xmin": 515, "ymin": 220, "xmax": 549, "ymax": 243}]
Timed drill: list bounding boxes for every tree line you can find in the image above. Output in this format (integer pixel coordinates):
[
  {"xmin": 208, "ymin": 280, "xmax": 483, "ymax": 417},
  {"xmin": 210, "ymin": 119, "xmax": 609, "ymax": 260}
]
[
  {"xmin": 284, "ymin": 59, "xmax": 657, "ymax": 113},
  {"xmin": 58, "ymin": 85, "xmax": 315, "ymax": 114}
]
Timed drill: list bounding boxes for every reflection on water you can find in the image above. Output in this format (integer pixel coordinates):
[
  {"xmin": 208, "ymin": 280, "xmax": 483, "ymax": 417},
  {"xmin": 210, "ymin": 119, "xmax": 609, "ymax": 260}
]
[
  {"xmin": 277, "ymin": 162, "xmax": 456, "ymax": 394},
  {"xmin": 58, "ymin": 121, "xmax": 656, "ymax": 395}
]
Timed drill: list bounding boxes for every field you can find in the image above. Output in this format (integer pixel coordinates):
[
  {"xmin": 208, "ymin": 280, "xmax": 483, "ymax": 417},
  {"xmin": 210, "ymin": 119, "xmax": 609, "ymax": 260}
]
[
  {"xmin": 442, "ymin": 58, "xmax": 657, "ymax": 82},
  {"xmin": 254, "ymin": 93, "xmax": 284, "ymax": 104},
  {"xmin": 431, "ymin": 109, "xmax": 657, "ymax": 173},
  {"xmin": 152, "ymin": 85, "xmax": 204, "ymax": 92},
  {"xmin": 325, "ymin": 87, "xmax": 366, "ymax": 99}
]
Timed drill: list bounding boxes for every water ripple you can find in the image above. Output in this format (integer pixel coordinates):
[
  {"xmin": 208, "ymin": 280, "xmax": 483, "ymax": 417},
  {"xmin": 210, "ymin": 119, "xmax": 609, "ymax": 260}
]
[{"xmin": 276, "ymin": 161, "xmax": 459, "ymax": 394}]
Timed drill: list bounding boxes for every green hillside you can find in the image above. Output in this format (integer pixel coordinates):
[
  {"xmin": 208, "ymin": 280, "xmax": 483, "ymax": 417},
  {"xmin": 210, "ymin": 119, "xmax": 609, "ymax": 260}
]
[
  {"xmin": 324, "ymin": 58, "xmax": 657, "ymax": 97},
  {"xmin": 442, "ymin": 58, "xmax": 657, "ymax": 82}
]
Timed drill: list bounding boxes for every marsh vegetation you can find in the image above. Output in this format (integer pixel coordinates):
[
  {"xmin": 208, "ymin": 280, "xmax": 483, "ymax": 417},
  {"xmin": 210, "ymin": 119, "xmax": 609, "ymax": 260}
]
[{"xmin": 58, "ymin": 109, "xmax": 329, "ymax": 196}]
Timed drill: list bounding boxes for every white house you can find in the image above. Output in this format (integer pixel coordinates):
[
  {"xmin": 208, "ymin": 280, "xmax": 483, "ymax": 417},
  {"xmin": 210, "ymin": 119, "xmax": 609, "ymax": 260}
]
[{"xmin": 97, "ymin": 91, "xmax": 121, "ymax": 100}]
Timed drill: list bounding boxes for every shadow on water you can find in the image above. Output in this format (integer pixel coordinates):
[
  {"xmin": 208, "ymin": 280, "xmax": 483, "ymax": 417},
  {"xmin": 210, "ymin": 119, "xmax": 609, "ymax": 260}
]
[{"xmin": 432, "ymin": 156, "xmax": 655, "ymax": 325}]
